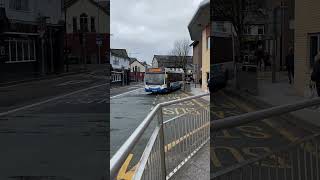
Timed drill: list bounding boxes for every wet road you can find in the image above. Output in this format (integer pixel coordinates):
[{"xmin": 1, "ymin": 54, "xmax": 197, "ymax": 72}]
[
  {"xmin": 0, "ymin": 71, "xmax": 108, "ymax": 180},
  {"xmin": 210, "ymin": 91, "xmax": 319, "ymax": 178},
  {"xmin": 111, "ymin": 88, "xmax": 209, "ymax": 180}
]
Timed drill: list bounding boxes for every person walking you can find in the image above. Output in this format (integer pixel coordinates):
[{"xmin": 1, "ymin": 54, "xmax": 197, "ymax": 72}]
[
  {"xmin": 286, "ymin": 48, "xmax": 294, "ymax": 84},
  {"xmin": 255, "ymin": 47, "xmax": 264, "ymax": 71},
  {"xmin": 199, "ymin": 78, "xmax": 202, "ymax": 87},
  {"xmin": 311, "ymin": 51, "xmax": 320, "ymax": 97}
]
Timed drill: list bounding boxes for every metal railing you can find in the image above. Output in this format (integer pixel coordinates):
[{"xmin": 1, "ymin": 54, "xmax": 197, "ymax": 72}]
[
  {"xmin": 212, "ymin": 133, "xmax": 320, "ymax": 180},
  {"xmin": 211, "ymin": 97, "xmax": 320, "ymax": 179},
  {"xmin": 110, "ymin": 93, "xmax": 210, "ymax": 180}
]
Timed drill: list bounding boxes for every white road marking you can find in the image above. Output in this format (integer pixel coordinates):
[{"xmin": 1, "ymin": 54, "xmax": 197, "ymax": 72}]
[
  {"xmin": 56, "ymin": 80, "xmax": 91, "ymax": 86},
  {"xmin": 0, "ymin": 83, "xmax": 109, "ymax": 116},
  {"xmin": 111, "ymin": 88, "xmax": 143, "ymax": 99},
  {"xmin": 0, "ymin": 73, "xmax": 89, "ymax": 89}
]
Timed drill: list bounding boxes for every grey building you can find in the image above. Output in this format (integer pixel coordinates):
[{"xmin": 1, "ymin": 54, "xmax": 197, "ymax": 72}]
[{"xmin": 152, "ymin": 55, "xmax": 193, "ymax": 76}]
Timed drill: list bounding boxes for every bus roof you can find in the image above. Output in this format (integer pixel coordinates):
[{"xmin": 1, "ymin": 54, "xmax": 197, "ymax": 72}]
[{"xmin": 146, "ymin": 67, "xmax": 184, "ymax": 73}]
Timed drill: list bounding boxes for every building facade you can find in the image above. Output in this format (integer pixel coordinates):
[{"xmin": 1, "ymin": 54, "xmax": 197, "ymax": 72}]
[
  {"xmin": 190, "ymin": 41, "xmax": 202, "ymax": 84},
  {"xmin": 64, "ymin": 0, "xmax": 109, "ymax": 65},
  {"xmin": 294, "ymin": 0, "xmax": 320, "ymax": 96},
  {"xmin": 110, "ymin": 49, "xmax": 130, "ymax": 85},
  {"xmin": 188, "ymin": 0, "xmax": 210, "ymax": 91},
  {"xmin": 0, "ymin": 0, "xmax": 64, "ymax": 82},
  {"xmin": 130, "ymin": 59, "xmax": 146, "ymax": 82}
]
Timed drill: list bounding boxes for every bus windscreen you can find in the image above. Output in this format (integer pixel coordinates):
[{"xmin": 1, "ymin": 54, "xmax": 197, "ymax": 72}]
[{"xmin": 145, "ymin": 73, "xmax": 165, "ymax": 85}]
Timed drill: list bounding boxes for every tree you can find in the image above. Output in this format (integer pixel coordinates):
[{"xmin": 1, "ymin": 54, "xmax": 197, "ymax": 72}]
[
  {"xmin": 213, "ymin": 0, "xmax": 267, "ymax": 61},
  {"xmin": 170, "ymin": 39, "xmax": 191, "ymax": 71}
]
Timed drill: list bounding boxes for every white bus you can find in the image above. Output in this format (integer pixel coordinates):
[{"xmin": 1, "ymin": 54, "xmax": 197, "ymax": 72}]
[{"xmin": 144, "ymin": 67, "xmax": 184, "ymax": 93}]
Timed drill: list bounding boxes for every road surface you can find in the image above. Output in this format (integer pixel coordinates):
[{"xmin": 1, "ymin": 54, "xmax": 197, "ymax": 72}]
[{"xmin": 0, "ymin": 69, "xmax": 108, "ymax": 180}]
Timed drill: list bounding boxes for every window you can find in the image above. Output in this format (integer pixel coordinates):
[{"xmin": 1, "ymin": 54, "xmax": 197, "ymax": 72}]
[
  {"xmin": 310, "ymin": 34, "xmax": 320, "ymax": 67},
  {"xmin": 113, "ymin": 57, "xmax": 119, "ymax": 65},
  {"xmin": 9, "ymin": 0, "xmax": 29, "ymax": 11},
  {"xmin": 91, "ymin": 17, "xmax": 96, "ymax": 32},
  {"xmin": 5, "ymin": 38, "xmax": 36, "ymax": 63},
  {"xmin": 258, "ymin": 25, "xmax": 264, "ymax": 35},
  {"xmin": 80, "ymin": 13, "xmax": 88, "ymax": 32},
  {"xmin": 216, "ymin": 22, "xmax": 225, "ymax": 32},
  {"xmin": 73, "ymin": 17, "xmax": 77, "ymax": 32}
]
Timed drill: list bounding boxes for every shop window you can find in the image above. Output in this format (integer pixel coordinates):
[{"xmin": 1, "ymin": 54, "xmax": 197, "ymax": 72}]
[{"xmin": 5, "ymin": 39, "xmax": 36, "ymax": 63}]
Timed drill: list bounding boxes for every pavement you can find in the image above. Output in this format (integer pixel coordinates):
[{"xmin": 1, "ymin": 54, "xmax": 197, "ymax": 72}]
[
  {"xmin": 226, "ymin": 71, "xmax": 320, "ymax": 127},
  {"xmin": 0, "ymin": 67, "xmax": 109, "ymax": 180}
]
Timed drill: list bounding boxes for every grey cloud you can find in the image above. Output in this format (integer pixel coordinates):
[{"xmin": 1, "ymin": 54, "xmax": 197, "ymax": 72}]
[{"xmin": 111, "ymin": 0, "xmax": 202, "ymax": 63}]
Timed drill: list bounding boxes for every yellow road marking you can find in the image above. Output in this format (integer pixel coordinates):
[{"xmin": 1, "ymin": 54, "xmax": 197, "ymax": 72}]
[
  {"xmin": 117, "ymin": 91, "xmax": 209, "ymax": 180},
  {"xmin": 220, "ymin": 91, "xmax": 299, "ymax": 143},
  {"xmin": 117, "ymin": 154, "xmax": 137, "ymax": 180}
]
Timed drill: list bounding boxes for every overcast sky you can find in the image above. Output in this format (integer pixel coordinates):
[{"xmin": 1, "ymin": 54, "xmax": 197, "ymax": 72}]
[{"xmin": 110, "ymin": 0, "xmax": 203, "ymax": 64}]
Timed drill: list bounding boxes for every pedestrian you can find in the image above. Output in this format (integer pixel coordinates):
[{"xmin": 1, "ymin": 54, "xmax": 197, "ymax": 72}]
[
  {"xmin": 286, "ymin": 47, "xmax": 294, "ymax": 84},
  {"xmin": 255, "ymin": 47, "xmax": 264, "ymax": 71},
  {"xmin": 311, "ymin": 51, "xmax": 320, "ymax": 97},
  {"xmin": 199, "ymin": 78, "xmax": 202, "ymax": 86},
  {"xmin": 263, "ymin": 52, "xmax": 270, "ymax": 71}
]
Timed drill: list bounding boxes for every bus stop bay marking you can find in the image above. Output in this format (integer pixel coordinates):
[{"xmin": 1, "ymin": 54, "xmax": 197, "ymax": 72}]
[
  {"xmin": 116, "ymin": 121, "xmax": 210, "ymax": 180},
  {"xmin": 211, "ymin": 146, "xmax": 291, "ymax": 168},
  {"xmin": 220, "ymin": 91, "xmax": 299, "ymax": 143},
  {"xmin": 216, "ymin": 125, "xmax": 272, "ymax": 139}
]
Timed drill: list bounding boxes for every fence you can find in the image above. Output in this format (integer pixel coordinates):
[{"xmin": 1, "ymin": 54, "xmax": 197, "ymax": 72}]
[
  {"xmin": 211, "ymin": 97, "xmax": 320, "ymax": 180},
  {"xmin": 110, "ymin": 93, "xmax": 210, "ymax": 180}
]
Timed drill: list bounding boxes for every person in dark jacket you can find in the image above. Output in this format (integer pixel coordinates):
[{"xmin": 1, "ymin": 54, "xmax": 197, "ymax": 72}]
[
  {"xmin": 311, "ymin": 52, "xmax": 320, "ymax": 97},
  {"xmin": 286, "ymin": 48, "xmax": 294, "ymax": 84}
]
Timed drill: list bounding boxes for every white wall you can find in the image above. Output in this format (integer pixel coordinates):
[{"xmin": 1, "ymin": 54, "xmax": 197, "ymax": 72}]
[
  {"xmin": 66, "ymin": 0, "xmax": 109, "ymax": 34},
  {"xmin": 4, "ymin": 0, "xmax": 63, "ymax": 25},
  {"xmin": 130, "ymin": 61, "xmax": 146, "ymax": 72},
  {"xmin": 152, "ymin": 58, "xmax": 158, "ymax": 68},
  {"xmin": 110, "ymin": 55, "xmax": 130, "ymax": 70}
]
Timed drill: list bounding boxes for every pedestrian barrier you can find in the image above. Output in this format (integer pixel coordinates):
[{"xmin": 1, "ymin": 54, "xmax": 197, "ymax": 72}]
[
  {"xmin": 212, "ymin": 133, "xmax": 320, "ymax": 180},
  {"xmin": 211, "ymin": 97, "xmax": 320, "ymax": 180},
  {"xmin": 110, "ymin": 93, "xmax": 210, "ymax": 180}
]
